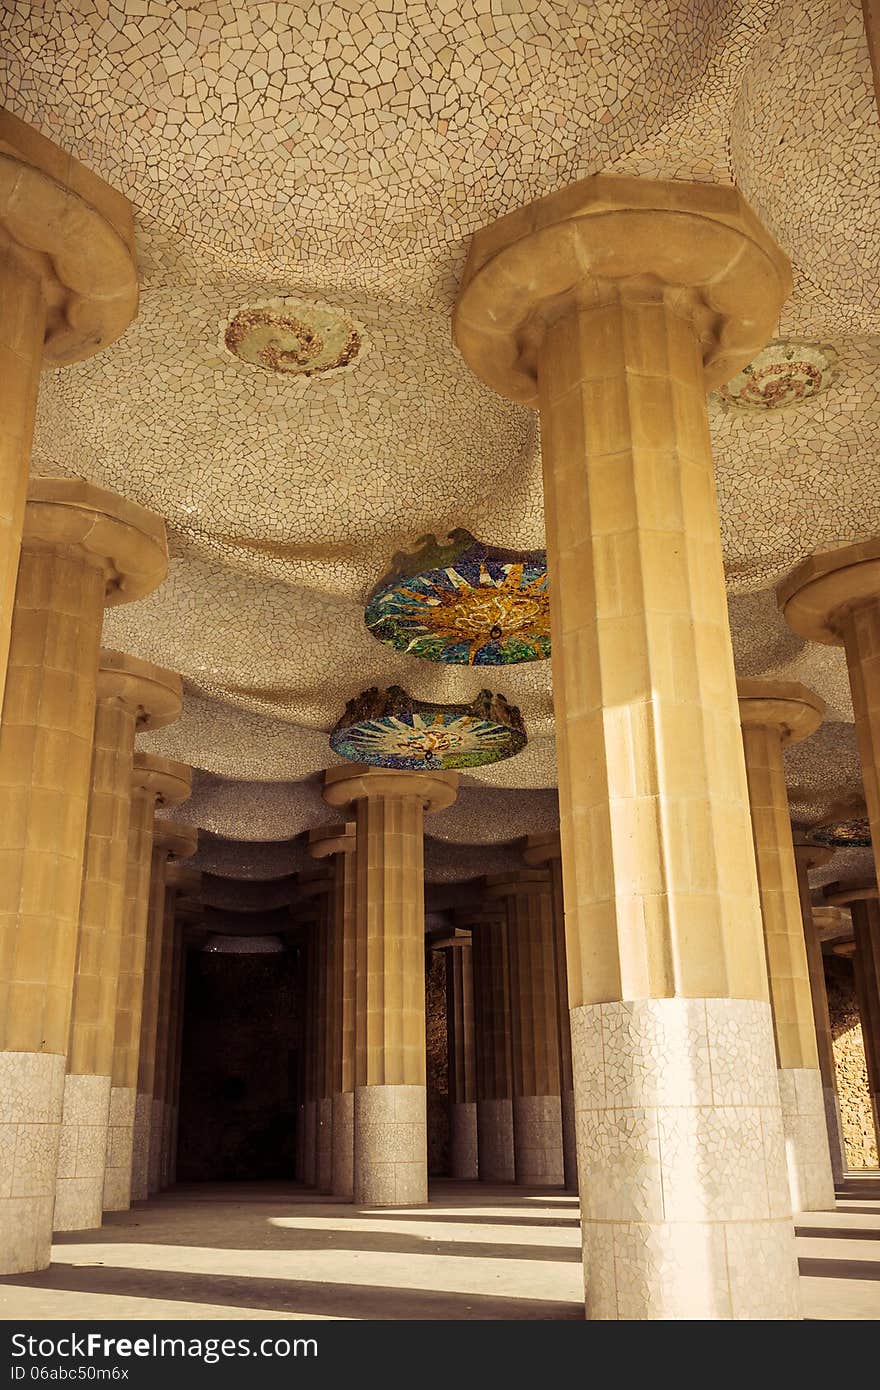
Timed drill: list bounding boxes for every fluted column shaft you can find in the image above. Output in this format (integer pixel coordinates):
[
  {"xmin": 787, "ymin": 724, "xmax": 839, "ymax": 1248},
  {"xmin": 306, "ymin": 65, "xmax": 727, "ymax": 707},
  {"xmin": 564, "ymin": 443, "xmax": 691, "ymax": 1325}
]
[
  {"xmin": 471, "ymin": 907, "xmax": 515, "ymax": 1182},
  {"xmin": 130, "ymin": 846, "xmax": 169, "ymax": 1200},
  {"xmin": 147, "ymin": 884, "xmax": 176, "ymax": 1195},
  {"xmin": 851, "ymin": 899, "xmax": 880, "ymax": 1142},
  {"xmin": 793, "ymin": 842, "xmax": 845, "ymax": 1184},
  {"xmin": 446, "ymin": 943, "xmax": 478, "ymax": 1179}
]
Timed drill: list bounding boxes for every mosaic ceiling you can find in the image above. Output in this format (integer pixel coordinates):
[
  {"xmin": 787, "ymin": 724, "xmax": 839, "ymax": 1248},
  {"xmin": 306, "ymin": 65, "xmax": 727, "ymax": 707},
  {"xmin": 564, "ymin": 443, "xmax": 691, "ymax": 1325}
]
[{"xmin": 2, "ymin": 0, "xmax": 879, "ymax": 889}]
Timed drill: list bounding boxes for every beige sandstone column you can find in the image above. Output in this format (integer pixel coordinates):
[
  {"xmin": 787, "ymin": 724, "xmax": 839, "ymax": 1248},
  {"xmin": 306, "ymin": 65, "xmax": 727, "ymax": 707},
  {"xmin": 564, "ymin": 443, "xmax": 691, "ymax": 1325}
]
[
  {"xmin": 162, "ymin": 899, "xmax": 199, "ymax": 1189},
  {"xmin": 792, "ymin": 834, "xmax": 845, "ymax": 1184},
  {"xmin": 737, "ymin": 680, "xmax": 836, "ymax": 1211},
  {"xmin": 485, "ymin": 871, "xmax": 563, "ymax": 1186},
  {"xmin": 104, "ymin": 754, "xmax": 190, "ymax": 1211},
  {"xmin": 825, "ymin": 882, "xmax": 880, "ymax": 1142},
  {"xmin": 323, "ymin": 765, "xmax": 457, "ymax": 1206},
  {"xmin": 308, "ymin": 822, "xmax": 357, "ymax": 1199},
  {"xmin": 462, "ymin": 901, "xmax": 515, "ymax": 1182},
  {"xmin": 295, "ymin": 869, "xmax": 333, "ymax": 1189},
  {"xmin": 0, "ymin": 110, "xmax": 138, "ymax": 713},
  {"xmin": 0, "ymin": 480, "xmax": 166, "ymax": 1273},
  {"xmin": 454, "ymin": 175, "xmax": 800, "ymax": 1318},
  {"xmin": 445, "ymin": 939, "xmax": 478, "ymax": 1180},
  {"xmin": 523, "ymin": 831, "xmax": 577, "ymax": 1191},
  {"xmin": 54, "ymin": 652, "xmax": 182, "ymax": 1232}
]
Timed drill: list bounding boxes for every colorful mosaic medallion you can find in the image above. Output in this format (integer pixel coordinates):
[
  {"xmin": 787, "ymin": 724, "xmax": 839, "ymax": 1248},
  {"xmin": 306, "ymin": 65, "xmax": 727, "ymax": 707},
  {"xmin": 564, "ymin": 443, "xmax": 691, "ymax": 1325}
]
[
  {"xmin": 805, "ymin": 817, "xmax": 872, "ymax": 849},
  {"xmin": 330, "ymin": 685, "xmax": 527, "ymax": 770},
  {"xmin": 223, "ymin": 296, "xmax": 364, "ymax": 378},
  {"xmin": 364, "ymin": 530, "xmax": 550, "ymax": 666},
  {"xmin": 717, "ymin": 340, "xmax": 839, "ymax": 411}
]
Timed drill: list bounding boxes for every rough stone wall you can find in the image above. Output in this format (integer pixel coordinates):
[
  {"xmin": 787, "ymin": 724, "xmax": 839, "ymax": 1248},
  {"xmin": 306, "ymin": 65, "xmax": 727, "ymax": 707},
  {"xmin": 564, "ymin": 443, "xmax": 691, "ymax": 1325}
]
[
  {"xmin": 826, "ymin": 953, "xmax": 878, "ymax": 1170},
  {"xmin": 426, "ymin": 949, "xmax": 449, "ymax": 1175}
]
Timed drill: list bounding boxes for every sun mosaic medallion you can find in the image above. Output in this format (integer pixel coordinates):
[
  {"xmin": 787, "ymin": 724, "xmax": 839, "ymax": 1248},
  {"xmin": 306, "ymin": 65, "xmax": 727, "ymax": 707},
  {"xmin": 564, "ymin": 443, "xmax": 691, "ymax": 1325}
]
[
  {"xmin": 329, "ymin": 685, "xmax": 527, "ymax": 770},
  {"xmin": 364, "ymin": 530, "xmax": 550, "ymax": 666},
  {"xmin": 717, "ymin": 340, "xmax": 839, "ymax": 411},
  {"xmin": 223, "ymin": 296, "xmax": 365, "ymax": 378},
  {"xmin": 805, "ymin": 816, "xmax": 872, "ymax": 849}
]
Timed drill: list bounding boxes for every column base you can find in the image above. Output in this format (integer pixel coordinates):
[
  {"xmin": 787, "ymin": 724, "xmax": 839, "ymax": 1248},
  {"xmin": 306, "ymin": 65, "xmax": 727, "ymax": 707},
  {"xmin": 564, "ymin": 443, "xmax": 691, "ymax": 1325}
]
[
  {"xmin": 450, "ymin": 1101, "xmax": 478, "ymax": 1179},
  {"xmin": 476, "ymin": 1097, "xmax": 515, "ymax": 1182},
  {"xmin": 53, "ymin": 1072, "xmax": 111, "ymax": 1233},
  {"xmin": 130, "ymin": 1091, "xmax": 152, "ymax": 1201},
  {"xmin": 823, "ymin": 1086, "xmax": 846, "ymax": 1186},
  {"xmin": 103, "ymin": 1086, "xmax": 136, "ymax": 1212},
  {"xmin": 354, "ymin": 1084, "xmax": 427, "ymax": 1206},
  {"xmin": 147, "ymin": 1096, "xmax": 164, "ymax": 1195},
  {"xmin": 331, "ymin": 1091, "xmax": 354, "ymax": 1199},
  {"xmin": 0, "ymin": 1051, "xmax": 65, "ymax": 1274},
  {"xmin": 571, "ymin": 998, "xmax": 802, "ymax": 1320},
  {"xmin": 513, "ymin": 1094, "xmax": 564, "ymax": 1186},
  {"xmin": 778, "ymin": 1067, "xmax": 836, "ymax": 1212},
  {"xmin": 302, "ymin": 1099, "xmax": 317, "ymax": 1187},
  {"xmin": 316, "ymin": 1096, "xmax": 333, "ymax": 1193}
]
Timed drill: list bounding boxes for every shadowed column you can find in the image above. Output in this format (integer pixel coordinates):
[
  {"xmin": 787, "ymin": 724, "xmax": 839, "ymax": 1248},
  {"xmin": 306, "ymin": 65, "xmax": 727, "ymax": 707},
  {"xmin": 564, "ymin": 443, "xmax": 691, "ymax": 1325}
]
[
  {"xmin": 825, "ymin": 881, "xmax": 880, "ymax": 1149},
  {"xmin": 152, "ymin": 865, "xmax": 200, "ymax": 1194},
  {"xmin": 459, "ymin": 900, "xmax": 515, "ymax": 1183},
  {"xmin": 445, "ymin": 937, "xmax": 478, "ymax": 1179}
]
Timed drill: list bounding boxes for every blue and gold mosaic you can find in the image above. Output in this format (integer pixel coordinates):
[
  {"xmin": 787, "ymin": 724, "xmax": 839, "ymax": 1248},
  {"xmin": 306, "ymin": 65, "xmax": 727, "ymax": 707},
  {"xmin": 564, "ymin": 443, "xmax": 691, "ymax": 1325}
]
[
  {"xmin": 330, "ymin": 685, "xmax": 527, "ymax": 770},
  {"xmin": 806, "ymin": 816, "xmax": 872, "ymax": 849}
]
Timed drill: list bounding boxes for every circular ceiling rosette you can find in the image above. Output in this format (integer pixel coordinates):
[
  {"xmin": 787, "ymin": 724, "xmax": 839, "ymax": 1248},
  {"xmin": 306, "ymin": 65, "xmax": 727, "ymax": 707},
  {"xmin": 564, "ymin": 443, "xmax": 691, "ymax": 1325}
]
[
  {"xmin": 364, "ymin": 529, "xmax": 550, "ymax": 665},
  {"xmin": 329, "ymin": 684, "xmax": 527, "ymax": 771},
  {"xmin": 805, "ymin": 816, "xmax": 872, "ymax": 850}
]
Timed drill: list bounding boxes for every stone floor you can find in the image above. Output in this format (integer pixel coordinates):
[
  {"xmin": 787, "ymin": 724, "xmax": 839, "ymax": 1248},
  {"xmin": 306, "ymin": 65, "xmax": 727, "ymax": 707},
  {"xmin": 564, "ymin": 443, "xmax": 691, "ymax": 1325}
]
[{"xmin": 0, "ymin": 1177, "xmax": 878, "ymax": 1321}]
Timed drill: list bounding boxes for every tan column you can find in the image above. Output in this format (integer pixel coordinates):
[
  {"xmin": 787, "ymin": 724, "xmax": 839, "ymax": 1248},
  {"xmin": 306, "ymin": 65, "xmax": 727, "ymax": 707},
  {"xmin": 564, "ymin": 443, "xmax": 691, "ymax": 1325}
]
[
  {"xmin": 0, "ymin": 109, "xmax": 138, "ymax": 713},
  {"xmin": 523, "ymin": 831, "xmax": 577, "ymax": 1192},
  {"xmin": 153, "ymin": 870, "xmax": 198, "ymax": 1192},
  {"xmin": 737, "ymin": 681, "xmax": 835, "ymax": 1211},
  {"xmin": 454, "ymin": 176, "xmax": 799, "ymax": 1318},
  {"xmin": 825, "ymin": 882, "xmax": 880, "ymax": 1147},
  {"xmin": 0, "ymin": 480, "xmax": 166, "ymax": 1273},
  {"xmin": 103, "ymin": 755, "xmax": 190, "ymax": 1212},
  {"xmin": 308, "ymin": 822, "xmax": 357, "ymax": 1199},
  {"xmin": 485, "ymin": 871, "xmax": 563, "ymax": 1186},
  {"xmin": 444, "ymin": 939, "xmax": 478, "ymax": 1180},
  {"xmin": 461, "ymin": 901, "xmax": 515, "ymax": 1182},
  {"xmin": 792, "ymin": 835, "xmax": 845, "ymax": 1184},
  {"xmin": 323, "ymin": 765, "xmax": 457, "ymax": 1206},
  {"xmin": 54, "ymin": 653, "xmax": 182, "ymax": 1232},
  {"xmin": 162, "ymin": 901, "xmax": 198, "ymax": 1189}
]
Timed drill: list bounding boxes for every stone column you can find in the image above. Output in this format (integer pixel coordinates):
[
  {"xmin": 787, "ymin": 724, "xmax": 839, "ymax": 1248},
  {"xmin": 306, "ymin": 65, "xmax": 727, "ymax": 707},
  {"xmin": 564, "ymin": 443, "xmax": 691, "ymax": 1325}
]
[
  {"xmin": 54, "ymin": 652, "xmax": 182, "ymax": 1232},
  {"xmin": 825, "ymin": 883, "xmax": 880, "ymax": 1144},
  {"xmin": 523, "ymin": 831, "xmax": 577, "ymax": 1191},
  {"xmin": 792, "ymin": 834, "xmax": 845, "ymax": 1184},
  {"xmin": 147, "ymin": 850, "xmax": 198, "ymax": 1197},
  {"xmin": 454, "ymin": 176, "xmax": 800, "ymax": 1318},
  {"xmin": 462, "ymin": 901, "xmax": 515, "ymax": 1182},
  {"xmin": 299, "ymin": 868, "xmax": 334, "ymax": 1193},
  {"xmin": 0, "ymin": 109, "xmax": 138, "ymax": 712},
  {"xmin": 0, "ymin": 480, "xmax": 166, "ymax": 1273},
  {"xmin": 308, "ymin": 822, "xmax": 357, "ymax": 1199},
  {"xmin": 737, "ymin": 680, "xmax": 836, "ymax": 1212},
  {"xmin": 323, "ymin": 764, "xmax": 457, "ymax": 1206},
  {"xmin": 445, "ymin": 939, "xmax": 478, "ymax": 1179},
  {"xmin": 103, "ymin": 754, "xmax": 190, "ymax": 1212},
  {"xmin": 485, "ymin": 871, "xmax": 563, "ymax": 1186},
  {"xmin": 162, "ymin": 903, "xmax": 198, "ymax": 1189}
]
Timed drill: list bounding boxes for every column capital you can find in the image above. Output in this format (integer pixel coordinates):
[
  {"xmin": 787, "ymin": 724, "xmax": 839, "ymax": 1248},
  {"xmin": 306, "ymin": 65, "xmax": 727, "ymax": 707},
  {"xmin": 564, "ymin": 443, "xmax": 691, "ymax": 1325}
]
[
  {"xmin": 453, "ymin": 174, "xmax": 791, "ymax": 406},
  {"xmin": 131, "ymin": 753, "xmax": 191, "ymax": 808},
  {"xmin": 521, "ymin": 829, "xmax": 561, "ymax": 866},
  {"xmin": 776, "ymin": 538, "xmax": 880, "ymax": 645},
  {"xmin": 24, "ymin": 478, "xmax": 167, "ymax": 606},
  {"xmin": 322, "ymin": 762, "xmax": 457, "ymax": 813},
  {"xmin": 153, "ymin": 820, "xmax": 198, "ymax": 861},
  {"xmin": 97, "ymin": 650, "xmax": 182, "ymax": 731},
  {"xmin": 737, "ymin": 678, "xmax": 825, "ymax": 744},
  {"xmin": 307, "ymin": 820, "xmax": 355, "ymax": 859},
  {"xmin": 0, "ymin": 107, "xmax": 138, "ymax": 364},
  {"xmin": 812, "ymin": 905, "xmax": 854, "ymax": 941},
  {"xmin": 792, "ymin": 832, "xmax": 835, "ymax": 872},
  {"xmin": 484, "ymin": 868, "xmax": 551, "ymax": 900},
  {"xmin": 824, "ymin": 878, "xmax": 880, "ymax": 907}
]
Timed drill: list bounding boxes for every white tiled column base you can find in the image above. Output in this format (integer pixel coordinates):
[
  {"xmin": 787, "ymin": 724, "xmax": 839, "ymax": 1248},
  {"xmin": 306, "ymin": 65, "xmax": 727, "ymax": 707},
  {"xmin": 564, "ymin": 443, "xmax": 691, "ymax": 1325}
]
[
  {"xmin": 561, "ymin": 1087, "xmax": 578, "ymax": 1193},
  {"xmin": 450, "ymin": 1100, "xmax": 478, "ymax": 1179},
  {"xmin": 354, "ymin": 1084, "xmax": 427, "ymax": 1206},
  {"xmin": 778, "ymin": 1067, "xmax": 836, "ymax": 1212},
  {"xmin": 130, "ymin": 1091, "xmax": 152, "ymax": 1201},
  {"xmin": 103, "ymin": 1086, "xmax": 136, "ymax": 1211},
  {"xmin": 477, "ymin": 1097, "xmax": 515, "ymax": 1182},
  {"xmin": 302, "ymin": 1100, "xmax": 317, "ymax": 1187},
  {"xmin": 53, "ymin": 1072, "xmax": 111, "ymax": 1233},
  {"xmin": 331, "ymin": 1090, "xmax": 354, "ymax": 1199},
  {"xmin": 513, "ymin": 1094, "xmax": 564, "ymax": 1186},
  {"xmin": 147, "ymin": 1097, "xmax": 164, "ymax": 1195},
  {"xmin": 823, "ymin": 1086, "xmax": 845, "ymax": 1186},
  {"xmin": 0, "ymin": 1051, "xmax": 66, "ymax": 1274},
  {"xmin": 316, "ymin": 1096, "xmax": 333, "ymax": 1193},
  {"xmin": 571, "ymin": 998, "xmax": 802, "ymax": 1320}
]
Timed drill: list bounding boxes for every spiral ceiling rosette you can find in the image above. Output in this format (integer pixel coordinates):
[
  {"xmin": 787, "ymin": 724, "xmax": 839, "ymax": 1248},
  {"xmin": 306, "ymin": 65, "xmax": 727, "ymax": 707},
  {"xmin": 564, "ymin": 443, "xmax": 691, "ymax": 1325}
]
[
  {"xmin": 364, "ymin": 529, "xmax": 550, "ymax": 665},
  {"xmin": 329, "ymin": 684, "xmax": 527, "ymax": 770},
  {"xmin": 805, "ymin": 816, "xmax": 872, "ymax": 849}
]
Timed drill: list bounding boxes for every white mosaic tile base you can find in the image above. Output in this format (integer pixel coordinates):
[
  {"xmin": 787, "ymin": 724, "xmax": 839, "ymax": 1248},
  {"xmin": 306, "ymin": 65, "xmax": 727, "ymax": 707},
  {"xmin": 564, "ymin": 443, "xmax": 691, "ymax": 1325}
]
[
  {"xmin": 53, "ymin": 1072, "xmax": 111, "ymax": 1233},
  {"xmin": 571, "ymin": 997, "xmax": 802, "ymax": 1320},
  {"xmin": 130, "ymin": 1091, "xmax": 152, "ymax": 1202},
  {"xmin": 449, "ymin": 1101, "xmax": 478, "ymax": 1180},
  {"xmin": 476, "ymin": 1097, "xmax": 515, "ymax": 1183},
  {"xmin": 316, "ymin": 1096, "xmax": 333, "ymax": 1194},
  {"xmin": 513, "ymin": 1093, "xmax": 564, "ymax": 1186},
  {"xmin": 0, "ymin": 1051, "xmax": 66, "ymax": 1274},
  {"xmin": 331, "ymin": 1090, "xmax": 354, "ymax": 1200},
  {"xmin": 354, "ymin": 1084, "xmax": 427, "ymax": 1206},
  {"xmin": 778, "ymin": 1067, "xmax": 836, "ymax": 1213},
  {"xmin": 103, "ymin": 1086, "xmax": 136, "ymax": 1212}
]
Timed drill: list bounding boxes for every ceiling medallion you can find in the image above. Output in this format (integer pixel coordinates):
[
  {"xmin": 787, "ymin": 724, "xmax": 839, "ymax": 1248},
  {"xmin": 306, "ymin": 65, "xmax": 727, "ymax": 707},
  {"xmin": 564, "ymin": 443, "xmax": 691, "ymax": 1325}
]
[
  {"xmin": 717, "ymin": 339, "xmax": 839, "ymax": 411},
  {"xmin": 329, "ymin": 685, "xmax": 527, "ymax": 770},
  {"xmin": 365, "ymin": 529, "xmax": 550, "ymax": 665},
  {"xmin": 805, "ymin": 816, "xmax": 871, "ymax": 849},
  {"xmin": 223, "ymin": 296, "xmax": 365, "ymax": 378}
]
